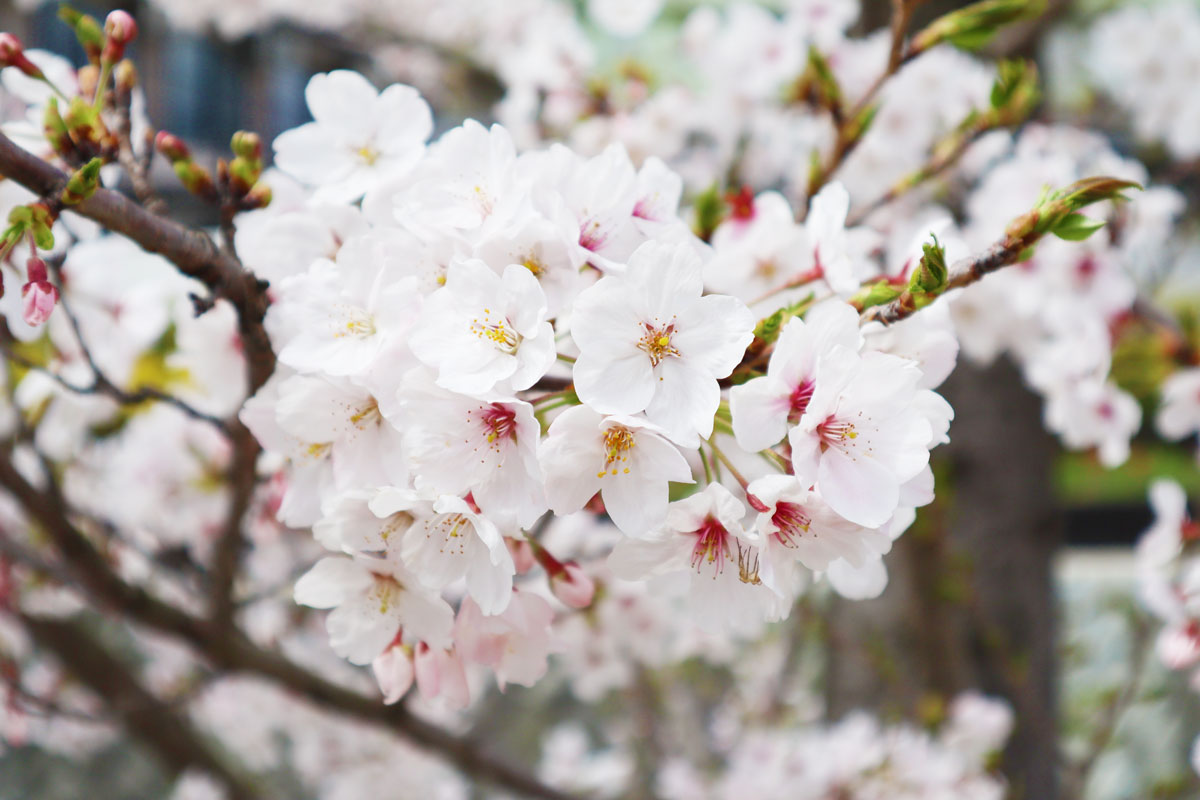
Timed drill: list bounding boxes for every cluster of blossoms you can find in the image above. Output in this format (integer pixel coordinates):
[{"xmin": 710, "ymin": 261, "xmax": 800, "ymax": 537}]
[
  {"xmin": 938, "ymin": 124, "xmax": 1182, "ymax": 467},
  {"xmin": 1135, "ymin": 481, "xmax": 1200, "ymax": 775},
  {"xmin": 239, "ymin": 64, "xmax": 958, "ymax": 705},
  {"xmin": 2, "ymin": 0, "xmax": 1199, "ymax": 796},
  {"xmin": 656, "ymin": 692, "xmax": 1013, "ymax": 800},
  {"xmin": 1083, "ymin": 1, "xmax": 1200, "ymax": 161}
]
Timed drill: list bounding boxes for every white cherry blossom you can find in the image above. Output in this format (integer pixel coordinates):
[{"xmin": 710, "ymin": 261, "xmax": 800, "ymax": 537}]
[{"xmin": 571, "ymin": 239, "xmax": 754, "ymax": 444}]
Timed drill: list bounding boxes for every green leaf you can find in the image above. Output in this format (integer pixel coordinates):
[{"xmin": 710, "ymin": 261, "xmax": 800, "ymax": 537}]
[{"xmin": 1052, "ymin": 213, "xmax": 1106, "ymax": 242}]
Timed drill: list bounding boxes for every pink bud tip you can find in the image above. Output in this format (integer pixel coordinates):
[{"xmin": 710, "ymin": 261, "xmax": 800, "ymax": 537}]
[
  {"xmin": 746, "ymin": 492, "xmax": 770, "ymax": 513},
  {"xmin": 0, "ymin": 33, "xmax": 44, "ymax": 79},
  {"xmin": 21, "ymin": 280, "xmax": 58, "ymax": 327},
  {"xmin": 507, "ymin": 538, "xmax": 535, "ymax": 574},
  {"xmin": 552, "ymin": 562, "xmax": 595, "ymax": 609},
  {"xmin": 104, "ymin": 11, "xmax": 138, "ymax": 45}
]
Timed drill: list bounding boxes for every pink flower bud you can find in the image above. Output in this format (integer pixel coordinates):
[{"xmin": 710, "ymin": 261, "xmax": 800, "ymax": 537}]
[
  {"xmin": 103, "ymin": 11, "xmax": 137, "ymax": 62},
  {"xmin": 371, "ymin": 645, "xmax": 414, "ymax": 705},
  {"xmin": 507, "ymin": 537, "xmax": 535, "ymax": 574},
  {"xmin": 0, "ymin": 33, "xmax": 44, "ymax": 80},
  {"xmin": 154, "ymin": 131, "xmax": 191, "ymax": 163},
  {"xmin": 21, "ymin": 278, "xmax": 58, "ymax": 327},
  {"xmin": 413, "ymin": 643, "xmax": 470, "ymax": 710},
  {"xmin": 25, "ymin": 257, "xmax": 48, "ymax": 285},
  {"xmin": 551, "ymin": 562, "xmax": 595, "ymax": 609}
]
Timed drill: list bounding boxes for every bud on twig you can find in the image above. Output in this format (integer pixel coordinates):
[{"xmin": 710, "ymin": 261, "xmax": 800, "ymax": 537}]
[
  {"xmin": 0, "ymin": 33, "xmax": 45, "ymax": 80},
  {"xmin": 63, "ymin": 96, "xmax": 103, "ymax": 147},
  {"xmin": 910, "ymin": 0, "xmax": 1046, "ymax": 54},
  {"xmin": 115, "ymin": 59, "xmax": 137, "ymax": 93},
  {"xmin": 155, "ymin": 131, "xmax": 191, "ymax": 163},
  {"xmin": 42, "ymin": 99, "xmax": 72, "ymax": 156},
  {"xmin": 21, "ymin": 257, "xmax": 59, "ymax": 326},
  {"xmin": 102, "ymin": 10, "xmax": 138, "ymax": 64},
  {"xmin": 58, "ymin": 7, "xmax": 104, "ymax": 63},
  {"xmin": 61, "ymin": 158, "xmax": 103, "ymax": 206},
  {"xmin": 5, "ymin": 203, "xmax": 56, "ymax": 252},
  {"xmin": 156, "ymin": 131, "xmax": 218, "ymax": 201}
]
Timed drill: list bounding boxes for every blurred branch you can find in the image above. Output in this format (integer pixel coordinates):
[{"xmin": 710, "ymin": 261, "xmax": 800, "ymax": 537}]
[
  {"xmin": 18, "ymin": 612, "xmax": 260, "ymax": 800},
  {"xmin": 0, "ymin": 445, "xmax": 581, "ymax": 800}
]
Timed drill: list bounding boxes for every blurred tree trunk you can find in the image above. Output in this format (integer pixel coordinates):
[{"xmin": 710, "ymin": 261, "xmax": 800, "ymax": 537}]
[{"xmin": 825, "ymin": 357, "xmax": 1062, "ymax": 800}]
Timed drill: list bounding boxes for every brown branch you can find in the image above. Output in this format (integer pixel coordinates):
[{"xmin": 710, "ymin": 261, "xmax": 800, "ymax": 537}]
[
  {"xmin": 0, "ymin": 130, "xmax": 275, "ymax": 393},
  {"xmin": 862, "ymin": 236, "xmax": 1034, "ymax": 326},
  {"xmin": 0, "ymin": 449, "xmax": 581, "ymax": 800},
  {"xmin": 805, "ymin": 0, "xmax": 919, "ymax": 204},
  {"xmin": 18, "ymin": 612, "xmax": 260, "ymax": 800}
]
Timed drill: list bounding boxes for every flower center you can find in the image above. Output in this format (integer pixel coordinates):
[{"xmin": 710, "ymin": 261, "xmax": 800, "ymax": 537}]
[
  {"xmin": 334, "ymin": 306, "xmax": 377, "ymax": 339},
  {"xmin": 771, "ymin": 501, "xmax": 812, "ymax": 548},
  {"xmin": 470, "ymin": 307, "xmax": 521, "ymax": 354},
  {"xmin": 380, "ymin": 511, "xmax": 414, "ymax": 544},
  {"xmin": 690, "ymin": 517, "xmax": 732, "ymax": 577},
  {"xmin": 480, "ymin": 403, "xmax": 518, "ymax": 444},
  {"xmin": 817, "ymin": 416, "xmax": 858, "ymax": 450},
  {"xmin": 369, "ymin": 576, "xmax": 400, "ymax": 614},
  {"xmin": 637, "ymin": 321, "xmax": 680, "ymax": 367},
  {"xmin": 356, "ymin": 145, "xmax": 380, "ymax": 166},
  {"xmin": 788, "ymin": 378, "xmax": 815, "ymax": 423},
  {"xmin": 522, "ymin": 256, "xmax": 546, "ymax": 277},
  {"xmin": 349, "ymin": 397, "xmax": 382, "ymax": 429},
  {"xmin": 598, "ymin": 425, "xmax": 636, "ymax": 478}
]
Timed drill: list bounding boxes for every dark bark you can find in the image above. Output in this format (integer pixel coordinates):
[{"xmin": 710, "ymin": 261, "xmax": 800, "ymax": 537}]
[{"xmin": 826, "ymin": 357, "xmax": 1062, "ymax": 800}]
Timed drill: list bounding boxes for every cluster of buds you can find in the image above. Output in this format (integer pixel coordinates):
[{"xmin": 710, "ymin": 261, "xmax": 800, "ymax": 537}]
[
  {"xmin": 2, "ymin": 203, "xmax": 56, "ymax": 255},
  {"xmin": 221, "ymin": 131, "xmax": 272, "ymax": 210},
  {"xmin": 155, "ymin": 132, "xmax": 218, "ymax": 201}
]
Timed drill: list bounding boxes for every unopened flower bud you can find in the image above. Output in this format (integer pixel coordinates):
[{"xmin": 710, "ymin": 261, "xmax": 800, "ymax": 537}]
[
  {"xmin": 58, "ymin": 7, "xmax": 104, "ymax": 62},
  {"xmin": 115, "ymin": 59, "xmax": 137, "ymax": 93},
  {"xmin": 551, "ymin": 562, "xmax": 595, "ymax": 609},
  {"xmin": 155, "ymin": 131, "xmax": 191, "ymax": 163},
  {"xmin": 173, "ymin": 160, "xmax": 217, "ymax": 201},
  {"xmin": 61, "ymin": 157, "xmax": 103, "ymax": 205},
  {"xmin": 42, "ymin": 98, "xmax": 72, "ymax": 155},
  {"xmin": 371, "ymin": 644, "xmax": 414, "ymax": 705},
  {"xmin": 63, "ymin": 96, "xmax": 102, "ymax": 146},
  {"xmin": 507, "ymin": 537, "xmax": 535, "ymax": 574},
  {"xmin": 21, "ymin": 258, "xmax": 58, "ymax": 327},
  {"xmin": 103, "ymin": 10, "xmax": 137, "ymax": 63},
  {"xmin": 242, "ymin": 182, "xmax": 272, "ymax": 210},
  {"xmin": 0, "ymin": 33, "xmax": 45, "ymax": 80},
  {"xmin": 230, "ymin": 130, "xmax": 262, "ymax": 162}
]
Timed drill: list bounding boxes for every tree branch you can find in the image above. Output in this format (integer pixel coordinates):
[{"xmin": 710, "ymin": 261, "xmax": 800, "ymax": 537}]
[
  {"xmin": 0, "ymin": 130, "xmax": 274, "ymax": 393},
  {"xmin": 18, "ymin": 612, "xmax": 260, "ymax": 800},
  {"xmin": 0, "ymin": 449, "xmax": 581, "ymax": 800}
]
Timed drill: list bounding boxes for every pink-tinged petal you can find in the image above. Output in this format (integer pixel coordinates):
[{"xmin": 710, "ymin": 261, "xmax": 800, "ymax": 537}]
[
  {"xmin": 372, "ymin": 647, "xmax": 415, "ymax": 705},
  {"xmin": 20, "ymin": 280, "xmax": 57, "ymax": 326},
  {"xmin": 817, "ymin": 447, "xmax": 899, "ymax": 528},
  {"xmin": 467, "ymin": 556, "xmax": 514, "ymax": 616}
]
